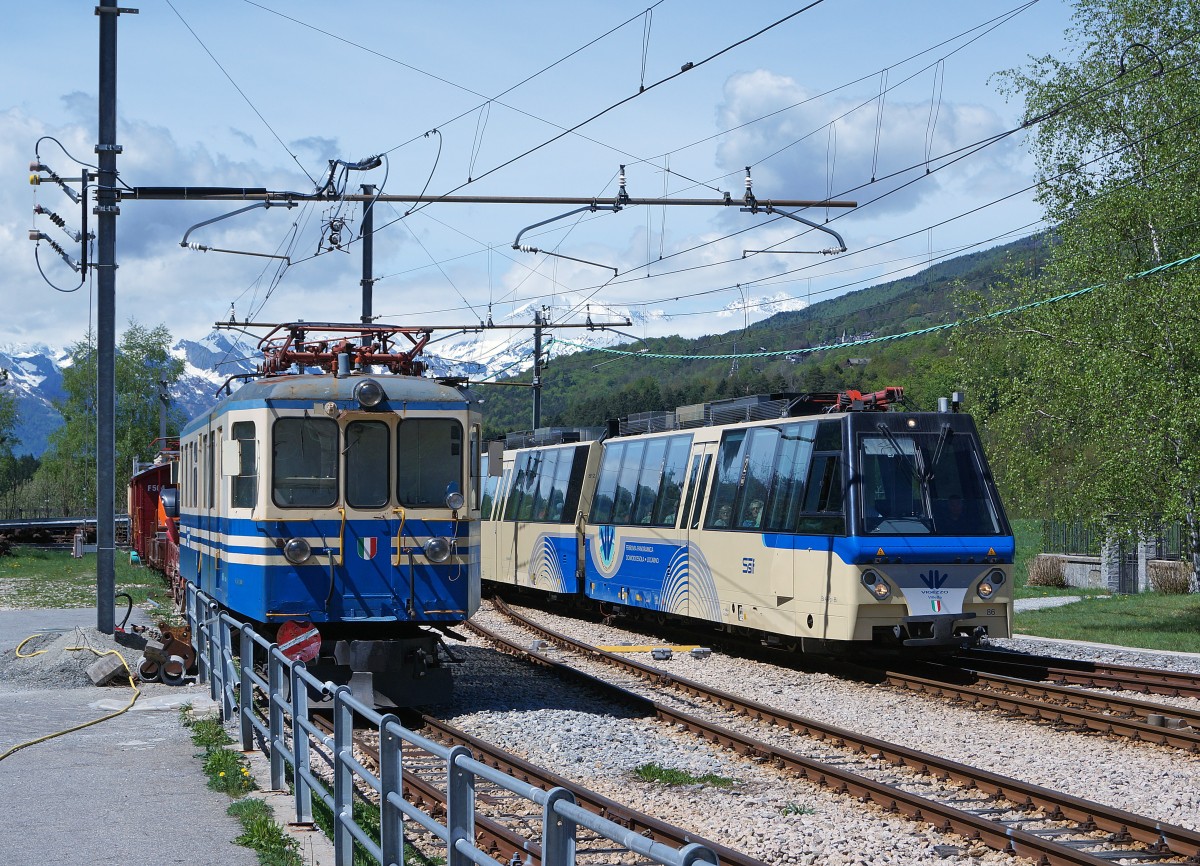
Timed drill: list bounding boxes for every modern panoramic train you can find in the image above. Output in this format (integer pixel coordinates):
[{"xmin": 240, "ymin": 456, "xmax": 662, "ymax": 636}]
[
  {"xmin": 128, "ymin": 323, "xmax": 482, "ymax": 705},
  {"xmin": 479, "ymin": 389, "xmax": 1012, "ymax": 653}
]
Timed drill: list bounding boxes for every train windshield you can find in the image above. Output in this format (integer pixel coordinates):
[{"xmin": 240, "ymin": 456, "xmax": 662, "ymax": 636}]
[
  {"xmin": 858, "ymin": 426, "xmax": 1004, "ymax": 536},
  {"xmin": 396, "ymin": 419, "xmax": 463, "ymax": 506}
]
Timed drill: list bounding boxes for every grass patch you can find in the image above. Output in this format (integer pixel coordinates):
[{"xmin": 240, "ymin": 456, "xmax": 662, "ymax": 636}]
[
  {"xmin": 180, "ymin": 707, "xmax": 257, "ymax": 796},
  {"xmin": 228, "ymin": 799, "xmax": 303, "ymax": 866},
  {"xmin": 634, "ymin": 762, "xmax": 735, "ymax": 788},
  {"xmin": 781, "ymin": 802, "xmax": 816, "ymax": 816},
  {"xmin": 178, "ymin": 706, "xmax": 295, "ymax": 863},
  {"xmin": 1012, "ymin": 592, "xmax": 1200, "ymax": 653},
  {"xmin": 0, "ymin": 548, "xmax": 173, "ymax": 610}
]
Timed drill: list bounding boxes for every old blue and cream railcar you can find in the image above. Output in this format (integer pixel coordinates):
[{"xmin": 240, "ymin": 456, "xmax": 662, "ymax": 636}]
[
  {"xmin": 177, "ymin": 372, "xmax": 482, "ymax": 704},
  {"xmin": 482, "ymin": 395, "xmax": 1013, "ymax": 652}
]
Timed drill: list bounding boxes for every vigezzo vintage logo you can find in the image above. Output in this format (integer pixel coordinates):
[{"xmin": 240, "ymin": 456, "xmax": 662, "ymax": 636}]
[
  {"xmin": 920, "ymin": 569, "xmax": 948, "ymax": 590},
  {"xmin": 598, "ymin": 525, "xmax": 617, "ymax": 569}
]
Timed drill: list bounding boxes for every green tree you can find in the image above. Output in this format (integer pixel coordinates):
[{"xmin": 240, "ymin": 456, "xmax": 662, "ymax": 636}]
[
  {"xmin": 960, "ymin": 0, "xmax": 1200, "ymax": 590},
  {"xmin": 41, "ymin": 321, "xmax": 186, "ymax": 512}
]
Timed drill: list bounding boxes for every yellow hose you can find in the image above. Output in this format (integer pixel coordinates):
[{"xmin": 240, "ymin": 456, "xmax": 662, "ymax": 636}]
[{"xmin": 0, "ymin": 632, "xmax": 141, "ymax": 763}]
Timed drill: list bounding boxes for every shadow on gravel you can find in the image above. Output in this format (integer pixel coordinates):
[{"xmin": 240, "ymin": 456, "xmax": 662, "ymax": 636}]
[{"xmin": 438, "ymin": 644, "xmax": 648, "ymax": 720}]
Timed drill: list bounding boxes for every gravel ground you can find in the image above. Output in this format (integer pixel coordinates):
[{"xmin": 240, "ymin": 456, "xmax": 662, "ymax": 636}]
[{"xmin": 438, "ymin": 600, "xmax": 1200, "ymax": 866}]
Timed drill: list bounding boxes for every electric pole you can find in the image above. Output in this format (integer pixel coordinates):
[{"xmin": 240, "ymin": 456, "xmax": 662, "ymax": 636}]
[
  {"xmin": 94, "ymin": 0, "xmax": 135, "ymax": 635},
  {"xmin": 361, "ymin": 184, "xmax": 375, "ymax": 323}
]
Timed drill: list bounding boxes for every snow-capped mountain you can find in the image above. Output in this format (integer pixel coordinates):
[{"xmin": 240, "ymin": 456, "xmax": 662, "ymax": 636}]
[
  {"xmin": 0, "ymin": 343, "xmax": 70, "ymax": 458},
  {"xmin": 0, "ymin": 289, "xmax": 805, "ymax": 457},
  {"xmin": 0, "ymin": 332, "xmax": 259, "ymax": 458}
]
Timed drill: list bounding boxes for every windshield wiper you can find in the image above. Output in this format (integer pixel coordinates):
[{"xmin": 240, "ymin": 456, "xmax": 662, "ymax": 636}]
[
  {"xmin": 926, "ymin": 423, "xmax": 953, "ymax": 483},
  {"xmin": 875, "ymin": 423, "xmax": 923, "ymax": 487}
]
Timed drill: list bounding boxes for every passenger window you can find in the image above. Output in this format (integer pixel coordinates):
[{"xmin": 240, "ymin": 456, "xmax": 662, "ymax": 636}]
[
  {"xmin": 612, "ymin": 440, "xmax": 645, "ymax": 525},
  {"xmin": 706, "ymin": 431, "xmax": 746, "ymax": 529},
  {"xmin": 590, "ymin": 441, "xmax": 623, "ymax": 524},
  {"xmin": 231, "ymin": 421, "xmax": 257, "ymax": 509}
]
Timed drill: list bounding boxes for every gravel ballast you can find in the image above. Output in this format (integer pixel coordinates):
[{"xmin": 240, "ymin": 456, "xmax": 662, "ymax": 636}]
[{"xmin": 440, "ymin": 601, "xmax": 1200, "ymax": 865}]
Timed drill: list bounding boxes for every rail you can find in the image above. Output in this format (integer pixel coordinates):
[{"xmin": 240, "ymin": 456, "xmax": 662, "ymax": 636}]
[{"xmin": 182, "ymin": 582, "xmax": 717, "ymax": 866}]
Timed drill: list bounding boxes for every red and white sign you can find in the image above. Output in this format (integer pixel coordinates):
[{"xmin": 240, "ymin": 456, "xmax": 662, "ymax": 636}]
[{"xmin": 277, "ymin": 620, "xmax": 322, "ymax": 662}]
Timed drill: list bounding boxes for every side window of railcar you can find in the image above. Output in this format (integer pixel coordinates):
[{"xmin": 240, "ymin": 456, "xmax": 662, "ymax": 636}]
[
  {"xmin": 589, "ymin": 441, "xmax": 624, "ymax": 524},
  {"xmin": 631, "ymin": 438, "xmax": 667, "ymax": 525},
  {"xmin": 396, "ymin": 419, "xmax": 463, "ymax": 507},
  {"xmin": 706, "ymin": 421, "xmax": 846, "ymax": 535},
  {"xmin": 650, "ymin": 436, "xmax": 691, "ymax": 526},
  {"xmin": 590, "ymin": 436, "xmax": 690, "ymax": 527},
  {"xmin": 470, "ymin": 425, "xmax": 481, "ymax": 511},
  {"xmin": 345, "ymin": 420, "xmax": 389, "ymax": 508},
  {"xmin": 231, "ymin": 422, "xmax": 257, "ymax": 509},
  {"xmin": 705, "ymin": 430, "xmax": 747, "ymax": 529},
  {"xmin": 205, "ymin": 433, "xmax": 214, "ymax": 509},
  {"xmin": 503, "ymin": 451, "xmax": 538, "ymax": 521},
  {"xmin": 273, "ymin": 417, "xmax": 338, "ymax": 507},
  {"xmin": 501, "ymin": 448, "xmax": 577, "ymax": 523}
]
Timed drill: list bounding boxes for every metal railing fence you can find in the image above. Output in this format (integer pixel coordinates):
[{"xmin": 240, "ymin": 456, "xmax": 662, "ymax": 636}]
[{"xmin": 184, "ymin": 583, "xmax": 718, "ymax": 866}]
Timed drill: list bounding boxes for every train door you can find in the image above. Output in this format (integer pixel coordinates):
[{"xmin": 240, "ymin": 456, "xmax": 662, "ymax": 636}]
[{"xmin": 678, "ymin": 440, "xmax": 722, "ymax": 622}]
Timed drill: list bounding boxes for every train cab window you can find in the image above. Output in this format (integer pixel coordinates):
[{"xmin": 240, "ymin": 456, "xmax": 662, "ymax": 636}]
[
  {"xmin": 273, "ymin": 417, "xmax": 338, "ymax": 507},
  {"xmin": 396, "ymin": 419, "xmax": 463, "ymax": 506},
  {"xmin": 231, "ymin": 422, "xmax": 257, "ymax": 509},
  {"xmin": 345, "ymin": 420, "xmax": 389, "ymax": 508},
  {"xmin": 859, "ymin": 434, "xmax": 930, "ymax": 534},
  {"xmin": 928, "ymin": 435, "xmax": 1004, "ymax": 535}
]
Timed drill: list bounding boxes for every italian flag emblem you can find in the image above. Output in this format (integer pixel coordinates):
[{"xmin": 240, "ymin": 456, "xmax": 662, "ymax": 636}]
[
  {"xmin": 358, "ymin": 537, "xmax": 378, "ymax": 559},
  {"xmin": 931, "ymin": 598, "xmax": 943, "ymax": 612}
]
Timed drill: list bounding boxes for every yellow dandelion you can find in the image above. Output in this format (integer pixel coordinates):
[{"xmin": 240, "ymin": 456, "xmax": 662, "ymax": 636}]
[{"xmin": 219, "ymin": 771, "xmax": 225, "ymax": 777}]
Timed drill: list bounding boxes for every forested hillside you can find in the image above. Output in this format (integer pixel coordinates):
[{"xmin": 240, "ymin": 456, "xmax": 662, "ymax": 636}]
[{"xmin": 478, "ymin": 233, "xmax": 1050, "ymax": 438}]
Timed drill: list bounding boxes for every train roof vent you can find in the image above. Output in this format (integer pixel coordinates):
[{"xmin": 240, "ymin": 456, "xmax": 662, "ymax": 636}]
[{"xmin": 619, "ymin": 410, "xmax": 679, "ymax": 436}]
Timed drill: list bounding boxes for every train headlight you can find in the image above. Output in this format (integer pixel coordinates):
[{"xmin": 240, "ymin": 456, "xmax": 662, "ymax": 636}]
[
  {"xmin": 444, "ymin": 489, "xmax": 465, "ymax": 511},
  {"xmin": 283, "ymin": 537, "xmax": 312, "ymax": 565},
  {"xmin": 861, "ymin": 570, "xmax": 891, "ymax": 600},
  {"xmin": 424, "ymin": 536, "xmax": 453, "ymax": 563},
  {"xmin": 354, "ymin": 378, "xmax": 385, "ymax": 408},
  {"xmin": 977, "ymin": 568, "xmax": 1006, "ymax": 600}
]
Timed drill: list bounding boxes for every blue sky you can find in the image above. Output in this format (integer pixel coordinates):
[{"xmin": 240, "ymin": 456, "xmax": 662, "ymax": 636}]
[{"xmin": 1, "ymin": 1, "xmax": 1075, "ymax": 355}]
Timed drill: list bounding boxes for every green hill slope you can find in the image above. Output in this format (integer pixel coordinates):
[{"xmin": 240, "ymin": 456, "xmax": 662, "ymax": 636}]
[{"xmin": 478, "ymin": 233, "xmax": 1050, "ymax": 437}]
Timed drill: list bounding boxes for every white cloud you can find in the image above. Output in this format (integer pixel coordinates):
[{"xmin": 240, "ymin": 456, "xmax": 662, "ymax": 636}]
[{"xmin": 714, "ymin": 69, "xmax": 1021, "ymax": 219}]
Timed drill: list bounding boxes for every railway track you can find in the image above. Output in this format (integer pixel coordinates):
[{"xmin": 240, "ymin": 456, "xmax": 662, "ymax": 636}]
[
  {"xmin": 881, "ymin": 663, "xmax": 1200, "ymax": 752},
  {"xmin": 475, "ymin": 598, "xmax": 1200, "ymax": 866},
  {"xmin": 957, "ymin": 647, "xmax": 1200, "ymax": 700},
  {"xmin": 311, "ymin": 713, "xmax": 755, "ymax": 866}
]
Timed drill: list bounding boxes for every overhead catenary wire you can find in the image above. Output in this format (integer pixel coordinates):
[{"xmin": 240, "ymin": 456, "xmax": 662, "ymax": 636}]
[
  {"xmin": 164, "ymin": 0, "xmax": 317, "ymax": 185},
  {"xmin": 198, "ymin": 0, "xmax": 1044, "ymax": 332},
  {"xmin": 362, "ymin": 27, "xmax": 1184, "ymax": 327},
  {"xmin": 551, "ymin": 248, "xmax": 1200, "ymax": 362}
]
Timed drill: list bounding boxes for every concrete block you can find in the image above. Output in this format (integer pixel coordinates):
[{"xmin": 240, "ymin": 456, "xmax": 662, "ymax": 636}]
[
  {"xmin": 143, "ymin": 639, "xmax": 167, "ymax": 663},
  {"xmin": 87, "ymin": 653, "xmax": 129, "ymax": 686}
]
